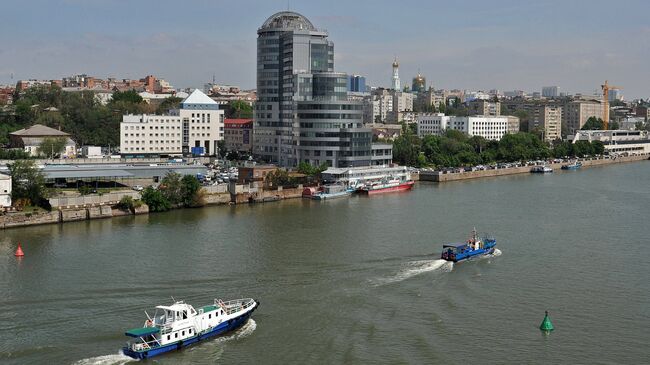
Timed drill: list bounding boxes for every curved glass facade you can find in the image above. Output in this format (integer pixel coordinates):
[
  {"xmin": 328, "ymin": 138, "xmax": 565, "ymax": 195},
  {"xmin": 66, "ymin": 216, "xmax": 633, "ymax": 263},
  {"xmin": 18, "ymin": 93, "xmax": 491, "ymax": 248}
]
[{"xmin": 254, "ymin": 12, "xmax": 375, "ymax": 168}]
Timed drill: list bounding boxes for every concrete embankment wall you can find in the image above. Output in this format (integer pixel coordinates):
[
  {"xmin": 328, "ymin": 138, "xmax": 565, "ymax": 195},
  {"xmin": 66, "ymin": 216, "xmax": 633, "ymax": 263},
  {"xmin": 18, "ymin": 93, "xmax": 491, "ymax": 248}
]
[
  {"xmin": 0, "ymin": 203, "xmax": 150, "ymax": 229},
  {"xmin": 420, "ymin": 154, "xmax": 650, "ymax": 182},
  {"xmin": 0, "ymin": 182, "xmax": 305, "ymax": 229},
  {"xmin": 230, "ymin": 185, "xmax": 304, "ymax": 204}
]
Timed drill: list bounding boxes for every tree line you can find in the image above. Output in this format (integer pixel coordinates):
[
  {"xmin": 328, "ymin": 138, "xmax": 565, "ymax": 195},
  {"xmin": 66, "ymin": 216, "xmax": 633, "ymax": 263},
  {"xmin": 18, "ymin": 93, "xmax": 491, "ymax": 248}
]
[{"xmin": 393, "ymin": 126, "xmax": 605, "ymax": 168}]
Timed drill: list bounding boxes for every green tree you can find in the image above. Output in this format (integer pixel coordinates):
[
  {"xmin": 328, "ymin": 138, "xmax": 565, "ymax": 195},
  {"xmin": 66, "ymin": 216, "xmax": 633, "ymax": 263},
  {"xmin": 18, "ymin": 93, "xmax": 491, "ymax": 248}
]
[
  {"xmin": 226, "ymin": 100, "xmax": 253, "ymax": 119},
  {"xmin": 8, "ymin": 160, "xmax": 49, "ymax": 208},
  {"xmin": 392, "ymin": 123, "xmax": 422, "ymax": 166},
  {"xmin": 581, "ymin": 117, "xmax": 604, "ymax": 130},
  {"xmin": 591, "ymin": 140, "xmax": 605, "ymax": 155},
  {"xmin": 265, "ymin": 169, "xmax": 293, "ymax": 188},
  {"xmin": 156, "ymin": 96, "xmax": 182, "ymax": 114},
  {"xmin": 609, "ymin": 121, "xmax": 620, "ymax": 130},
  {"xmin": 111, "ymin": 89, "xmax": 144, "ymax": 104},
  {"xmin": 159, "ymin": 172, "xmax": 183, "ymax": 205},
  {"xmin": 140, "ymin": 186, "xmax": 171, "ymax": 212},
  {"xmin": 37, "ymin": 137, "xmax": 68, "ymax": 158},
  {"xmin": 180, "ymin": 174, "xmax": 202, "ymax": 207}
]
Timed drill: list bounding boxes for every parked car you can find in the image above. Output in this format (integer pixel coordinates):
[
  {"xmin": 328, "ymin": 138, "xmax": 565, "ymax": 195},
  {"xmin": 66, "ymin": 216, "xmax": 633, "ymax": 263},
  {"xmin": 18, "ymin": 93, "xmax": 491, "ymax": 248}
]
[{"xmin": 132, "ymin": 185, "xmax": 144, "ymax": 191}]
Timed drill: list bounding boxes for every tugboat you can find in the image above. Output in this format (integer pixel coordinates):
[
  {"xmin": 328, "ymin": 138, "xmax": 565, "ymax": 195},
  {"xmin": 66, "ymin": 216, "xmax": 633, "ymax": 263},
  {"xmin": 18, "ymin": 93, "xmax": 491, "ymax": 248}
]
[
  {"xmin": 122, "ymin": 298, "xmax": 259, "ymax": 359},
  {"xmin": 561, "ymin": 161, "xmax": 582, "ymax": 170},
  {"xmin": 440, "ymin": 229, "xmax": 496, "ymax": 262}
]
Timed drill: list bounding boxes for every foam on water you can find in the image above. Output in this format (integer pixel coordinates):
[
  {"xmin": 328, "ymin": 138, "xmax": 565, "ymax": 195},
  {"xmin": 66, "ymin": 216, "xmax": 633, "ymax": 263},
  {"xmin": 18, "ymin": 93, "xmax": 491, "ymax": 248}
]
[
  {"xmin": 374, "ymin": 259, "xmax": 453, "ymax": 286},
  {"xmin": 72, "ymin": 351, "xmax": 136, "ymax": 365}
]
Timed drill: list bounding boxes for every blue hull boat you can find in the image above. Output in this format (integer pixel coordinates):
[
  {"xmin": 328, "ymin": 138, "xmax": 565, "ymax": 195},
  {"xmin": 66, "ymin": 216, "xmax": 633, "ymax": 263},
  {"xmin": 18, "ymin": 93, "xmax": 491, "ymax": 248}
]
[
  {"xmin": 561, "ymin": 162, "xmax": 582, "ymax": 170},
  {"xmin": 441, "ymin": 229, "xmax": 496, "ymax": 262},
  {"xmin": 122, "ymin": 298, "xmax": 258, "ymax": 360}
]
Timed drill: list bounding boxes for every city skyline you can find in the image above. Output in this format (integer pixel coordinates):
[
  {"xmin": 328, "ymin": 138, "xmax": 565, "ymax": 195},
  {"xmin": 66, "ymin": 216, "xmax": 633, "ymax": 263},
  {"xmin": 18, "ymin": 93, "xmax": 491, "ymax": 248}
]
[{"xmin": 2, "ymin": 0, "xmax": 649, "ymax": 98}]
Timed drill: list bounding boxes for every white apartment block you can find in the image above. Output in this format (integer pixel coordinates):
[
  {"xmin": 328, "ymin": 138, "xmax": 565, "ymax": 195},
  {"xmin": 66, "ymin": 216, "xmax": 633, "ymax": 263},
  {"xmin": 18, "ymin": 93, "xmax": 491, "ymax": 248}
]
[
  {"xmin": 417, "ymin": 114, "xmax": 511, "ymax": 140},
  {"xmin": 416, "ymin": 113, "xmax": 451, "ymax": 137},
  {"xmin": 120, "ymin": 89, "xmax": 224, "ymax": 156}
]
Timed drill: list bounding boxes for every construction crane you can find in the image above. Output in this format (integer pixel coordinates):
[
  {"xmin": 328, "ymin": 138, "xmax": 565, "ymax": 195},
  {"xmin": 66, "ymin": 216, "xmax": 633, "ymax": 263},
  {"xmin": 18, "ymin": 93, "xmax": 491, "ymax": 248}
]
[{"xmin": 601, "ymin": 80, "xmax": 622, "ymax": 130}]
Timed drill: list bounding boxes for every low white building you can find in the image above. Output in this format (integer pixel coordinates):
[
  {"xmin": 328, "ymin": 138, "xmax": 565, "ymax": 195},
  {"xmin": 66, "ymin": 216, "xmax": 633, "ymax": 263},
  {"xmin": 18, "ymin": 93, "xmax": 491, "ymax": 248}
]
[
  {"xmin": 416, "ymin": 113, "xmax": 451, "ymax": 137},
  {"xmin": 572, "ymin": 130, "xmax": 650, "ymax": 155},
  {"xmin": 0, "ymin": 174, "xmax": 11, "ymax": 207},
  {"xmin": 9, "ymin": 124, "xmax": 76, "ymax": 157},
  {"xmin": 416, "ymin": 114, "xmax": 511, "ymax": 140},
  {"xmin": 120, "ymin": 89, "xmax": 224, "ymax": 157}
]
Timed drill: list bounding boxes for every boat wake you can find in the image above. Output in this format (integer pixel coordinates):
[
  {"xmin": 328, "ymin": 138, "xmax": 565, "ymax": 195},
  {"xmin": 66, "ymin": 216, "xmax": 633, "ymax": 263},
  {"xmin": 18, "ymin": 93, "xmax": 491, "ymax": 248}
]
[
  {"xmin": 217, "ymin": 318, "xmax": 257, "ymax": 342},
  {"xmin": 486, "ymin": 248, "xmax": 502, "ymax": 258},
  {"xmin": 373, "ymin": 259, "xmax": 453, "ymax": 286},
  {"xmin": 72, "ymin": 352, "xmax": 136, "ymax": 365}
]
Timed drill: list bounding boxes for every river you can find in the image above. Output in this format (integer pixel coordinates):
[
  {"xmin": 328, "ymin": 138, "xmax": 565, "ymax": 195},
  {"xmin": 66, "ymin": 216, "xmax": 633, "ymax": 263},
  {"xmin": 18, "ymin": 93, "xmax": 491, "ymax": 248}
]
[{"xmin": 1, "ymin": 162, "xmax": 649, "ymax": 364}]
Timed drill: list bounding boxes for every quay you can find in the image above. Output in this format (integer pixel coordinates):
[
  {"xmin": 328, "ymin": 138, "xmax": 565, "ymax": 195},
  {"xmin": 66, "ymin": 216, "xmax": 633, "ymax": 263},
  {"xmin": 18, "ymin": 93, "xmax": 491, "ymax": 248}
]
[{"xmin": 419, "ymin": 154, "xmax": 650, "ymax": 182}]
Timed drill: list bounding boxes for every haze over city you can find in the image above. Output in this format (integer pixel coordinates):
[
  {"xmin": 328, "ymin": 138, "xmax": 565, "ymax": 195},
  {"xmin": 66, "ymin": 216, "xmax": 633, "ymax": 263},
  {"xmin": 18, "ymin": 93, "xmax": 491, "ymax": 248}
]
[{"xmin": 2, "ymin": 0, "xmax": 649, "ymax": 98}]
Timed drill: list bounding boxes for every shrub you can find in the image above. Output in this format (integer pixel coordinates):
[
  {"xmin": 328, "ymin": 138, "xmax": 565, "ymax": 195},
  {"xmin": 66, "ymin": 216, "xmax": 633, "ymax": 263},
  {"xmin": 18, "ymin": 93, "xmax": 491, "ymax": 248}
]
[{"xmin": 140, "ymin": 186, "xmax": 171, "ymax": 212}]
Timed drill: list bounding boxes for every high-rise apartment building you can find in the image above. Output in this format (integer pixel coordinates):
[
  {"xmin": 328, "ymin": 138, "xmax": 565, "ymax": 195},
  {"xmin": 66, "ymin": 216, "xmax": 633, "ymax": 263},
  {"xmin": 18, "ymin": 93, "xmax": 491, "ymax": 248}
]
[
  {"xmin": 347, "ymin": 75, "xmax": 367, "ymax": 93},
  {"xmin": 562, "ymin": 100, "xmax": 603, "ymax": 135},
  {"xmin": 254, "ymin": 11, "xmax": 386, "ymax": 167},
  {"xmin": 542, "ymin": 86, "xmax": 560, "ymax": 98}
]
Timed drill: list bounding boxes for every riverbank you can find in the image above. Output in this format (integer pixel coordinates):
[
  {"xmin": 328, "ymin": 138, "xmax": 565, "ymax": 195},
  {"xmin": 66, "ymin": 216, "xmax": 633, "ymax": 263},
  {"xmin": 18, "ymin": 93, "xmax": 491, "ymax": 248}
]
[
  {"xmin": 0, "ymin": 184, "xmax": 305, "ymax": 229},
  {"xmin": 419, "ymin": 154, "xmax": 650, "ymax": 182}
]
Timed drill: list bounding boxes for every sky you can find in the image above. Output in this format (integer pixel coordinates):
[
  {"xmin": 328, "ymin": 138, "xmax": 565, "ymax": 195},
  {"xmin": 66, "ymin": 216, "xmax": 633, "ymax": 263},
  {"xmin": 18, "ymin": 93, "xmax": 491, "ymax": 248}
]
[{"xmin": 1, "ymin": 0, "xmax": 649, "ymax": 99}]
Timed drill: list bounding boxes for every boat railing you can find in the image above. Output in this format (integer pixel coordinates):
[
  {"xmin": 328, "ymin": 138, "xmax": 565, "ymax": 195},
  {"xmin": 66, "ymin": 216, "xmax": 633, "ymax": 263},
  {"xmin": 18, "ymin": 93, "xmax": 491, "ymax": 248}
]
[
  {"xmin": 129, "ymin": 337, "xmax": 162, "ymax": 352},
  {"xmin": 217, "ymin": 298, "xmax": 255, "ymax": 315}
]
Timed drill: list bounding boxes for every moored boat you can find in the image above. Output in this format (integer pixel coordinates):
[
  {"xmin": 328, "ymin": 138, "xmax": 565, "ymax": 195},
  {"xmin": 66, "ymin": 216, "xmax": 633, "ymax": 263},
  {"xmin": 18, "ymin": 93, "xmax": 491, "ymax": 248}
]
[
  {"xmin": 440, "ymin": 229, "xmax": 496, "ymax": 262},
  {"xmin": 530, "ymin": 165, "xmax": 553, "ymax": 173},
  {"xmin": 358, "ymin": 179, "xmax": 414, "ymax": 195},
  {"xmin": 122, "ymin": 298, "xmax": 259, "ymax": 359},
  {"xmin": 311, "ymin": 184, "xmax": 353, "ymax": 200},
  {"xmin": 561, "ymin": 161, "xmax": 582, "ymax": 170}
]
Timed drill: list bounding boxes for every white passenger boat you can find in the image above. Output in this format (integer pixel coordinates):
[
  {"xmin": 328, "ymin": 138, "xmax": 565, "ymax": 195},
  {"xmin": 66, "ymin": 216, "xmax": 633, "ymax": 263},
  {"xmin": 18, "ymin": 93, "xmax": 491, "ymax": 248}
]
[
  {"xmin": 530, "ymin": 165, "xmax": 553, "ymax": 173},
  {"xmin": 122, "ymin": 298, "xmax": 259, "ymax": 359}
]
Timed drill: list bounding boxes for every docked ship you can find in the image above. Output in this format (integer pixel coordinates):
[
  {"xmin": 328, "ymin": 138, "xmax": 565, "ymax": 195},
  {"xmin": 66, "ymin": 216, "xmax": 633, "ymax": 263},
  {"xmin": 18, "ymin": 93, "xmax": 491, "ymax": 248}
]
[
  {"xmin": 309, "ymin": 184, "xmax": 354, "ymax": 200},
  {"xmin": 530, "ymin": 165, "xmax": 553, "ymax": 173},
  {"xmin": 122, "ymin": 298, "xmax": 258, "ymax": 359},
  {"xmin": 321, "ymin": 165, "xmax": 413, "ymax": 190},
  {"xmin": 440, "ymin": 229, "xmax": 496, "ymax": 262},
  {"xmin": 561, "ymin": 161, "xmax": 582, "ymax": 170},
  {"xmin": 358, "ymin": 178, "xmax": 414, "ymax": 195}
]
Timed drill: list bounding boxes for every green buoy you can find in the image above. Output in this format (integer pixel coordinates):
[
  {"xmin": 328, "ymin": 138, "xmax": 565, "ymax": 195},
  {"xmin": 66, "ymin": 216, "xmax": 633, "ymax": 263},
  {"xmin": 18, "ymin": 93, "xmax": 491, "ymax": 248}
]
[{"xmin": 540, "ymin": 311, "xmax": 554, "ymax": 331}]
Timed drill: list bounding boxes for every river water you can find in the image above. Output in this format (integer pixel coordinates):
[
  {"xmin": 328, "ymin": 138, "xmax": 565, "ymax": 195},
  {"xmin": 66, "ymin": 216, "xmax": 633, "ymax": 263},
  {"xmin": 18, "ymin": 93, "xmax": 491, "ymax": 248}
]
[{"xmin": 1, "ymin": 162, "xmax": 649, "ymax": 364}]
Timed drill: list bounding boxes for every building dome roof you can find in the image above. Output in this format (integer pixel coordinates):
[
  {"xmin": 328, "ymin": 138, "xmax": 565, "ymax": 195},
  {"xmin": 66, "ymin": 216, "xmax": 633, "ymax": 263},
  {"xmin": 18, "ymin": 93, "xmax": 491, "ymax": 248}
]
[
  {"xmin": 260, "ymin": 11, "xmax": 316, "ymax": 31},
  {"xmin": 392, "ymin": 59, "xmax": 399, "ymax": 68}
]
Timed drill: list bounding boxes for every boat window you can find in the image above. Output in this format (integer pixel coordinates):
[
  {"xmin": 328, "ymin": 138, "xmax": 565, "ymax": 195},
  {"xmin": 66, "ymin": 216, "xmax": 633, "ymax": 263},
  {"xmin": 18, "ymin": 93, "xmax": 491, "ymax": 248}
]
[
  {"xmin": 182, "ymin": 330, "xmax": 185, "ymax": 336},
  {"xmin": 208, "ymin": 314, "xmax": 211, "ymax": 319},
  {"xmin": 167, "ymin": 335, "xmax": 170, "ymax": 340},
  {"xmin": 183, "ymin": 311, "xmax": 187, "ymax": 319},
  {"xmin": 175, "ymin": 333, "xmax": 178, "ymax": 339}
]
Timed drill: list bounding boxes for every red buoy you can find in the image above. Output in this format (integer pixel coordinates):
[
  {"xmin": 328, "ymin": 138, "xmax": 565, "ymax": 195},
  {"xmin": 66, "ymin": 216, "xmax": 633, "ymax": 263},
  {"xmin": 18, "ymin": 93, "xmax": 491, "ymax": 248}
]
[{"xmin": 15, "ymin": 243, "xmax": 24, "ymax": 257}]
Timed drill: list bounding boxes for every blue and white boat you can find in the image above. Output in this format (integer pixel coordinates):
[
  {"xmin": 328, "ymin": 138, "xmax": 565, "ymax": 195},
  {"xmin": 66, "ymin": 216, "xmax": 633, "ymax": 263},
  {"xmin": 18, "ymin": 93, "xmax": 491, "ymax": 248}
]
[
  {"xmin": 440, "ymin": 229, "xmax": 496, "ymax": 262},
  {"xmin": 122, "ymin": 298, "xmax": 258, "ymax": 359},
  {"xmin": 561, "ymin": 161, "xmax": 582, "ymax": 170}
]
